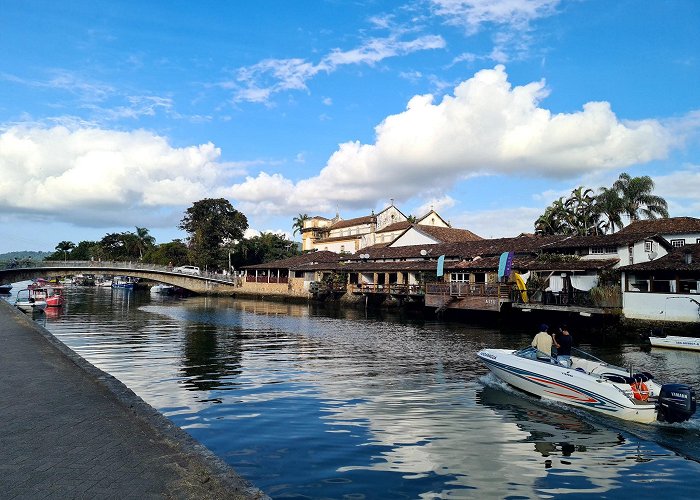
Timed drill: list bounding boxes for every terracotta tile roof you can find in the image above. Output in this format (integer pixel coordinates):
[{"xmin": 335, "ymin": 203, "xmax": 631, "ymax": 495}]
[
  {"xmin": 620, "ymin": 243, "xmax": 700, "ymax": 272},
  {"xmin": 616, "ymin": 217, "xmax": 700, "ymax": 236},
  {"xmin": 376, "ymin": 221, "xmax": 412, "ymax": 233},
  {"xmin": 329, "ymin": 215, "xmax": 375, "ymax": 230},
  {"xmin": 542, "ymin": 232, "xmax": 671, "ymax": 250},
  {"xmin": 242, "ymin": 251, "xmax": 340, "ymax": 269},
  {"xmin": 412, "ymin": 225, "xmax": 483, "ymax": 242},
  {"xmin": 451, "ymin": 256, "xmax": 618, "ymax": 272}
]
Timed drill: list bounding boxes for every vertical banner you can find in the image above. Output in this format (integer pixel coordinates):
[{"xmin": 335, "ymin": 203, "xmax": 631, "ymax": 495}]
[
  {"xmin": 498, "ymin": 251, "xmax": 514, "ymax": 281},
  {"xmin": 436, "ymin": 255, "xmax": 445, "ymax": 277},
  {"xmin": 504, "ymin": 251, "xmax": 513, "ymax": 280}
]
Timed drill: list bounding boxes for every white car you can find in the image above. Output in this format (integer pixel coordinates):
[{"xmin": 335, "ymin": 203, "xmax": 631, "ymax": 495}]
[{"xmin": 173, "ymin": 265, "xmax": 201, "ymax": 275}]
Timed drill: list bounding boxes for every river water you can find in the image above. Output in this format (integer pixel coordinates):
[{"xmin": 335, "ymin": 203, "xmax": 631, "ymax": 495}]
[{"xmin": 5, "ymin": 285, "xmax": 700, "ymax": 498}]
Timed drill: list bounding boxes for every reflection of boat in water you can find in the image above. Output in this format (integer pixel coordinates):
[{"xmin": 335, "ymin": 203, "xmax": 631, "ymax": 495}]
[
  {"xmin": 477, "ymin": 346, "xmax": 696, "ymax": 424},
  {"xmin": 649, "ymin": 333, "xmax": 700, "ymax": 352},
  {"xmin": 14, "ymin": 289, "xmax": 48, "ymax": 313},
  {"xmin": 477, "ymin": 384, "xmax": 626, "ymax": 455}
]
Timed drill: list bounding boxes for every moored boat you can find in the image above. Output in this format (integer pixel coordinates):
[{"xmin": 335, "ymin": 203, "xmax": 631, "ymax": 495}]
[
  {"xmin": 648, "ymin": 333, "xmax": 700, "ymax": 352},
  {"xmin": 150, "ymin": 283, "xmax": 175, "ymax": 294},
  {"xmin": 477, "ymin": 346, "xmax": 696, "ymax": 424},
  {"xmin": 28, "ymin": 281, "xmax": 65, "ymax": 307},
  {"xmin": 14, "ymin": 289, "xmax": 48, "ymax": 313},
  {"xmin": 112, "ymin": 276, "xmax": 137, "ymax": 289},
  {"xmin": 0, "ymin": 283, "xmax": 12, "ymax": 294}
]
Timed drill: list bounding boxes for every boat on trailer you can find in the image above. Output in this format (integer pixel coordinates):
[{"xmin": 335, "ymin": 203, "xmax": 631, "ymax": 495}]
[{"xmin": 477, "ymin": 346, "xmax": 696, "ymax": 424}]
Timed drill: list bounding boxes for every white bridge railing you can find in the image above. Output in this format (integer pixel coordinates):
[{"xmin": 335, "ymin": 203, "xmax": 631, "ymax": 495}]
[{"xmin": 3, "ymin": 260, "xmax": 240, "ymax": 285}]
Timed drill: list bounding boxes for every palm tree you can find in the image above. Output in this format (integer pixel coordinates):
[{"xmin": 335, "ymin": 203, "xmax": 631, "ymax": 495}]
[
  {"xmin": 55, "ymin": 241, "xmax": 75, "ymax": 261},
  {"xmin": 612, "ymin": 173, "xmax": 669, "ymax": 222},
  {"xmin": 135, "ymin": 227, "xmax": 156, "ymax": 259},
  {"xmin": 292, "ymin": 213, "xmax": 309, "ymax": 239},
  {"xmin": 595, "ymin": 187, "xmax": 625, "ymax": 233},
  {"xmin": 535, "ymin": 198, "xmax": 569, "ymax": 235}
]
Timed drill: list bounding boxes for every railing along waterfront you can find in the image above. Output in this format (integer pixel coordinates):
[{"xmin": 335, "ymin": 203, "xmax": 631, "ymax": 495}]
[
  {"xmin": 426, "ymin": 282, "xmax": 511, "ymax": 298},
  {"xmin": 349, "ymin": 283, "xmax": 424, "ymax": 296}
]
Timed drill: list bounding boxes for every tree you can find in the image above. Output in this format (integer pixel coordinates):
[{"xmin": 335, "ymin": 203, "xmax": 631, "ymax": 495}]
[
  {"xmin": 564, "ymin": 186, "xmax": 604, "ymax": 236},
  {"xmin": 292, "ymin": 213, "xmax": 309, "ymax": 239},
  {"xmin": 535, "ymin": 198, "xmax": 569, "ymax": 235},
  {"xmin": 55, "ymin": 241, "xmax": 75, "ymax": 261},
  {"xmin": 595, "ymin": 187, "xmax": 625, "ymax": 233},
  {"xmin": 142, "ymin": 240, "xmax": 189, "ymax": 266},
  {"xmin": 179, "ymin": 198, "xmax": 248, "ymax": 270},
  {"xmin": 230, "ymin": 232, "xmax": 299, "ymax": 268},
  {"xmin": 612, "ymin": 173, "xmax": 669, "ymax": 222},
  {"xmin": 134, "ymin": 227, "xmax": 156, "ymax": 259}
]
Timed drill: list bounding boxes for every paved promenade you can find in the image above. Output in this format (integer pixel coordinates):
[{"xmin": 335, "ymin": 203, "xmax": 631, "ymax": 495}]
[{"xmin": 0, "ymin": 299, "xmax": 265, "ymax": 499}]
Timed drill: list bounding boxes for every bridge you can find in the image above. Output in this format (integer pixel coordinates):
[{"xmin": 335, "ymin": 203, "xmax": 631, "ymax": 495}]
[{"xmin": 0, "ymin": 261, "xmax": 240, "ymax": 295}]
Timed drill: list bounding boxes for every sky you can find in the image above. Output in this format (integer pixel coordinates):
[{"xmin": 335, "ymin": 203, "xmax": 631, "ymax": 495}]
[{"xmin": 1, "ymin": 0, "xmax": 699, "ymax": 254}]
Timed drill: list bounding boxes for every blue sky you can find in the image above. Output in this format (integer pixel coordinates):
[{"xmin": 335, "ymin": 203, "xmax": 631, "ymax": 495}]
[{"xmin": 1, "ymin": 0, "xmax": 699, "ymax": 253}]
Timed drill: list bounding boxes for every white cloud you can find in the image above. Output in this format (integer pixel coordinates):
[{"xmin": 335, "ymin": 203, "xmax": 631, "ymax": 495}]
[
  {"xmin": 227, "ymin": 66, "xmax": 675, "ymax": 214},
  {"xmin": 431, "ymin": 0, "xmax": 561, "ymax": 34},
  {"xmin": 228, "ymin": 34, "xmax": 445, "ymax": 104},
  {"xmin": 0, "ymin": 125, "xmax": 229, "ymax": 226}
]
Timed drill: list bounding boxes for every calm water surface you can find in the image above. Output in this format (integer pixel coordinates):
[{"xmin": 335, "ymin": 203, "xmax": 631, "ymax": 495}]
[{"xmin": 7, "ymin": 285, "xmax": 700, "ymax": 498}]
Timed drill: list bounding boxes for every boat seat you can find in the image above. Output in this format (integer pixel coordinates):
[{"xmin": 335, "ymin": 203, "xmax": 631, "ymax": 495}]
[{"xmin": 600, "ymin": 373, "xmax": 633, "ymax": 384}]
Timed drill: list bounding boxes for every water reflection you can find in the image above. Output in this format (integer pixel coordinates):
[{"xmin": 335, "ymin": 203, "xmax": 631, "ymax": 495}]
[{"xmin": 32, "ymin": 287, "xmax": 700, "ymax": 499}]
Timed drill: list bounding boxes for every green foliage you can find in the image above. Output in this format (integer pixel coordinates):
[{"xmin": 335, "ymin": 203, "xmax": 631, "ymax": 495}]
[
  {"xmin": 590, "ymin": 285, "xmax": 622, "ymax": 308},
  {"xmin": 534, "ymin": 172, "xmax": 669, "ymax": 235},
  {"xmin": 179, "ymin": 198, "xmax": 248, "ymax": 270},
  {"xmin": 230, "ymin": 232, "xmax": 299, "ymax": 269},
  {"xmin": 292, "ymin": 213, "xmax": 308, "ymax": 238},
  {"xmin": 143, "ymin": 240, "xmax": 188, "ymax": 266},
  {"xmin": 535, "ymin": 252, "xmax": 581, "ymax": 263}
]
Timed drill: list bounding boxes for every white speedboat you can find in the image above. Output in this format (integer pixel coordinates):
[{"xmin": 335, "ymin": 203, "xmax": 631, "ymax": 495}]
[
  {"xmin": 150, "ymin": 283, "xmax": 175, "ymax": 294},
  {"xmin": 649, "ymin": 334, "xmax": 700, "ymax": 352},
  {"xmin": 14, "ymin": 288, "xmax": 48, "ymax": 313},
  {"xmin": 477, "ymin": 346, "xmax": 696, "ymax": 424}
]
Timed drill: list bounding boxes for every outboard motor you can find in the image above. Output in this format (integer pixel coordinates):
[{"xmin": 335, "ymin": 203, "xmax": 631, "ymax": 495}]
[{"xmin": 657, "ymin": 384, "xmax": 697, "ymax": 423}]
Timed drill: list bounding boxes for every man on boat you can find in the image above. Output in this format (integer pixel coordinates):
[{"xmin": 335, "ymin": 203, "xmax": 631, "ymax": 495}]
[
  {"xmin": 532, "ymin": 324, "xmax": 555, "ymax": 360},
  {"xmin": 555, "ymin": 325, "xmax": 573, "ymax": 367}
]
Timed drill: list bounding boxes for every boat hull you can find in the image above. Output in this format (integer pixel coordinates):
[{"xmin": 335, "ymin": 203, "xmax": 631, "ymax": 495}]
[
  {"xmin": 650, "ymin": 335, "xmax": 700, "ymax": 351},
  {"xmin": 478, "ymin": 349, "xmax": 659, "ymax": 424},
  {"xmin": 15, "ymin": 300, "xmax": 48, "ymax": 313}
]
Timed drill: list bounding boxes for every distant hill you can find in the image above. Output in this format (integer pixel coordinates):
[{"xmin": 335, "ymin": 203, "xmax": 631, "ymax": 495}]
[{"xmin": 0, "ymin": 250, "xmax": 51, "ymax": 263}]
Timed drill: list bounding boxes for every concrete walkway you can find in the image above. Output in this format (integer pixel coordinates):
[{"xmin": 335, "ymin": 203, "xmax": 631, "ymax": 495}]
[{"xmin": 0, "ymin": 299, "xmax": 265, "ymax": 499}]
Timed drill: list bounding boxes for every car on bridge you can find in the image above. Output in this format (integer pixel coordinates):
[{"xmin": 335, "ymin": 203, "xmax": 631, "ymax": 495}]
[{"xmin": 173, "ymin": 265, "xmax": 201, "ymax": 275}]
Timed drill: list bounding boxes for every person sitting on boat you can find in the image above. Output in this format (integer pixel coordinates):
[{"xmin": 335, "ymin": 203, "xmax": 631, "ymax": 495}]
[
  {"xmin": 532, "ymin": 324, "xmax": 555, "ymax": 361},
  {"xmin": 555, "ymin": 325, "xmax": 573, "ymax": 367}
]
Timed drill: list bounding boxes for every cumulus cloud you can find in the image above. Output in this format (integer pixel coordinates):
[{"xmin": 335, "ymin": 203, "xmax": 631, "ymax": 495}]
[
  {"xmin": 0, "ymin": 125, "xmax": 231, "ymax": 226},
  {"xmin": 228, "ymin": 66, "xmax": 675, "ymax": 214}
]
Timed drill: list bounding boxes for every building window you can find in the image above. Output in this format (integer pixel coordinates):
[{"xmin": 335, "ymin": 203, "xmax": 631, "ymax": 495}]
[
  {"xmin": 450, "ymin": 273, "xmax": 469, "ymax": 282},
  {"xmin": 644, "ymin": 241, "xmax": 654, "ymax": 252},
  {"xmin": 671, "ymin": 239, "xmax": 685, "ymax": 248},
  {"xmin": 590, "ymin": 246, "xmax": 616, "ymax": 254}
]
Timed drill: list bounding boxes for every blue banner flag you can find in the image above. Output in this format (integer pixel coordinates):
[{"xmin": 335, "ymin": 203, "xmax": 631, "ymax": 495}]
[
  {"xmin": 498, "ymin": 251, "xmax": 514, "ymax": 280},
  {"xmin": 437, "ymin": 255, "xmax": 445, "ymax": 277}
]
